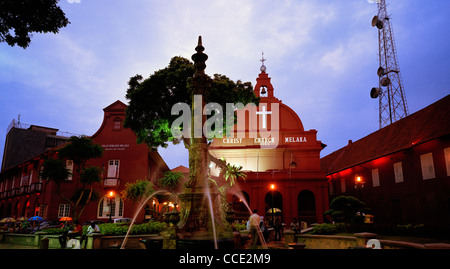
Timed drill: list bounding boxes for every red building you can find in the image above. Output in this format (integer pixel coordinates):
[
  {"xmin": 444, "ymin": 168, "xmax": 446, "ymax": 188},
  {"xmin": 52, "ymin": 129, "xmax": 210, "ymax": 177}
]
[
  {"xmin": 0, "ymin": 100, "xmax": 170, "ymax": 224},
  {"xmin": 321, "ymin": 95, "xmax": 450, "ymax": 228},
  {"xmin": 209, "ymin": 63, "xmax": 329, "ymax": 226},
  {"xmin": 1, "ymin": 66, "xmax": 330, "ymax": 228}
]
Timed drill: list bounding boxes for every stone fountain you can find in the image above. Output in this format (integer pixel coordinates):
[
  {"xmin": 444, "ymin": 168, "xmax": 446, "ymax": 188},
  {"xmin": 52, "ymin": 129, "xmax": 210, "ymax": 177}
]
[{"xmin": 174, "ymin": 36, "xmax": 234, "ymax": 249}]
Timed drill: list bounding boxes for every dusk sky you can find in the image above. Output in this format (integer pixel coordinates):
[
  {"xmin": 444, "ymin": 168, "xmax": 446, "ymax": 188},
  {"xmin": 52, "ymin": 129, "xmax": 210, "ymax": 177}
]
[{"xmin": 1, "ymin": 0, "xmax": 449, "ymax": 170}]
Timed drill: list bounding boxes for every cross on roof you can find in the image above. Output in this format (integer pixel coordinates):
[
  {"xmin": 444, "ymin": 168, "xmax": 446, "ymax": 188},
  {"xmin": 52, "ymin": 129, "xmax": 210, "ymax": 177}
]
[{"xmin": 260, "ymin": 52, "xmax": 266, "ymax": 66}]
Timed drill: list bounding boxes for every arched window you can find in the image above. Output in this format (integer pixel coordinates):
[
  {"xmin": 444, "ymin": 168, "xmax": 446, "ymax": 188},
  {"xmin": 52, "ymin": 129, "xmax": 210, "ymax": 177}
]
[
  {"xmin": 298, "ymin": 190, "xmax": 316, "ymax": 224},
  {"xmin": 265, "ymin": 190, "xmax": 283, "ymax": 223},
  {"xmin": 98, "ymin": 194, "xmax": 124, "ymax": 219}
]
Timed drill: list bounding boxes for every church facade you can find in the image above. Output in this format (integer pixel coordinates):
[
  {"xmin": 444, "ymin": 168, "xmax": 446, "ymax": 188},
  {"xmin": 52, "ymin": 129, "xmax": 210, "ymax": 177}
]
[{"xmin": 209, "ymin": 62, "xmax": 329, "ymax": 226}]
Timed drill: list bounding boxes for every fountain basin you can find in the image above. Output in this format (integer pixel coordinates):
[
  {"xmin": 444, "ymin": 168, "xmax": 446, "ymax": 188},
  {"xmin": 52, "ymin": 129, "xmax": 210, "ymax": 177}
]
[{"xmin": 177, "ymin": 237, "xmax": 234, "ymax": 250}]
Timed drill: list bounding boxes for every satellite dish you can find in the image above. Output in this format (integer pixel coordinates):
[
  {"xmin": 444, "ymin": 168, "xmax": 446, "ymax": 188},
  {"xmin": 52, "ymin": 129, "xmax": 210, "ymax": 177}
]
[
  {"xmin": 377, "ymin": 67, "xmax": 385, "ymax": 77},
  {"xmin": 371, "ymin": 16, "xmax": 383, "ymax": 29},
  {"xmin": 371, "ymin": 16, "xmax": 378, "ymax": 27},
  {"xmin": 377, "ymin": 21, "xmax": 383, "ymax": 29},
  {"xmin": 380, "ymin": 77, "xmax": 390, "ymax": 86},
  {"xmin": 370, "ymin": 87, "xmax": 381, "ymax": 99}
]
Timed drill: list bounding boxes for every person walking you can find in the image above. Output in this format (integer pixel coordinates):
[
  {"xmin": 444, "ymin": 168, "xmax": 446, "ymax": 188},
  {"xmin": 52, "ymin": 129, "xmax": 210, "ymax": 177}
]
[{"xmin": 248, "ymin": 209, "xmax": 261, "ymax": 248}]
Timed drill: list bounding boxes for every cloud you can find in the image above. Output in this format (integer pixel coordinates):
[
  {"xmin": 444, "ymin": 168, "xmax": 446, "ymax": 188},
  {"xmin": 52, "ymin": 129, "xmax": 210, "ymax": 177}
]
[
  {"xmin": 318, "ymin": 31, "xmax": 374, "ymax": 77},
  {"xmin": 1, "ymin": 0, "xmax": 449, "ymax": 169}
]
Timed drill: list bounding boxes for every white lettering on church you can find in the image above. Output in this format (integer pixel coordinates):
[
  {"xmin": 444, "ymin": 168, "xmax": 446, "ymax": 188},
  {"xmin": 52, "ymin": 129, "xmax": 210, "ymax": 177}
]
[
  {"xmin": 285, "ymin": 137, "xmax": 307, "ymax": 143},
  {"xmin": 102, "ymin": 144, "xmax": 130, "ymax": 151},
  {"xmin": 254, "ymin": 137, "xmax": 275, "ymax": 145},
  {"xmin": 171, "ymin": 95, "xmax": 280, "ymax": 148},
  {"xmin": 223, "ymin": 138, "xmax": 242, "ymax": 144}
]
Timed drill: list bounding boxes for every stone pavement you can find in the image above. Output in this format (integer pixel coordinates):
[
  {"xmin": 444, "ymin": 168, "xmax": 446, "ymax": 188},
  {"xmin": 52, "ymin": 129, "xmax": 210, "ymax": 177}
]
[{"xmin": 266, "ymin": 237, "xmax": 288, "ymax": 249}]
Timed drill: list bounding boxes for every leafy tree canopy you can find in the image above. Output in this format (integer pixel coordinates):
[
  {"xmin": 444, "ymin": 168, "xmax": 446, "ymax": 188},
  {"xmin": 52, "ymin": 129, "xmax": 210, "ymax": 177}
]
[
  {"xmin": 158, "ymin": 171, "xmax": 183, "ymax": 192},
  {"xmin": 330, "ymin": 196, "xmax": 366, "ymax": 212},
  {"xmin": 80, "ymin": 166, "xmax": 102, "ymax": 186},
  {"xmin": 58, "ymin": 136, "xmax": 103, "ymax": 169},
  {"xmin": 0, "ymin": 0, "xmax": 70, "ymax": 49},
  {"xmin": 39, "ymin": 159, "xmax": 71, "ymax": 185},
  {"xmin": 124, "ymin": 56, "xmax": 259, "ymax": 149},
  {"xmin": 122, "ymin": 179, "xmax": 155, "ymax": 203}
]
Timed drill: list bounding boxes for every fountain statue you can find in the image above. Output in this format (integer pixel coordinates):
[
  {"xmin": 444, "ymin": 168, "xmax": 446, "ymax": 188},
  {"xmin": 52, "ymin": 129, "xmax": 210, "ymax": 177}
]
[{"xmin": 175, "ymin": 36, "xmax": 223, "ymax": 249}]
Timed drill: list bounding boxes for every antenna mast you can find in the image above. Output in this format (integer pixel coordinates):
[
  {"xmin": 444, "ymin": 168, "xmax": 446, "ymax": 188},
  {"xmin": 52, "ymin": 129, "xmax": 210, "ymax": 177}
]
[{"xmin": 370, "ymin": 0, "xmax": 408, "ymax": 129}]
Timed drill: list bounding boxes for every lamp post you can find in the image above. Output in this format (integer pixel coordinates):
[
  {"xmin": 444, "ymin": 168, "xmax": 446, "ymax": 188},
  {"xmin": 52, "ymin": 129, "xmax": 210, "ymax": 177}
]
[
  {"xmin": 354, "ymin": 176, "xmax": 364, "ymax": 201},
  {"xmin": 270, "ymin": 184, "xmax": 275, "ymax": 227},
  {"xmin": 107, "ymin": 190, "xmax": 115, "ymax": 223}
]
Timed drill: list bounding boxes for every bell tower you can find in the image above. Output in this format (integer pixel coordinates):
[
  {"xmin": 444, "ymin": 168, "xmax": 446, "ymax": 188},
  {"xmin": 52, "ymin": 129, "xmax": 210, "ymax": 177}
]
[{"xmin": 254, "ymin": 53, "xmax": 275, "ymax": 99}]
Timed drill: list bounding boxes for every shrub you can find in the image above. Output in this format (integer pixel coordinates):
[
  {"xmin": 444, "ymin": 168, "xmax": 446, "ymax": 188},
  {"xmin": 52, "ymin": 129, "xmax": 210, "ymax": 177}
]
[
  {"xmin": 235, "ymin": 223, "xmax": 246, "ymax": 231},
  {"xmin": 312, "ymin": 223, "xmax": 344, "ymax": 235},
  {"xmin": 40, "ymin": 228, "xmax": 65, "ymax": 235},
  {"xmin": 96, "ymin": 221, "xmax": 165, "ymax": 236}
]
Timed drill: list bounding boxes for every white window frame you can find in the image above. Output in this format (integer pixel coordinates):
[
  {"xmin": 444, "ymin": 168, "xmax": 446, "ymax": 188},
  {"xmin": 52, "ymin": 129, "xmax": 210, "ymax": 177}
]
[
  {"xmin": 107, "ymin": 160, "xmax": 120, "ymax": 179},
  {"xmin": 58, "ymin": 204, "xmax": 71, "ymax": 218},
  {"xmin": 372, "ymin": 169, "xmax": 380, "ymax": 187},
  {"xmin": 394, "ymin": 162, "xmax": 404, "ymax": 183},
  {"xmin": 98, "ymin": 195, "xmax": 124, "ymax": 219},
  {"xmin": 420, "ymin": 153, "xmax": 435, "ymax": 180}
]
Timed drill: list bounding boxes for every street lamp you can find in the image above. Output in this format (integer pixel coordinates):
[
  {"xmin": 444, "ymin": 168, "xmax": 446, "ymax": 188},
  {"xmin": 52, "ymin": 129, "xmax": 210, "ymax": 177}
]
[
  {"xmin": 354, "ymin": 176, "xmax": 364, "ymax": 200},
  {"xmin": 107, "ymin": 190, "xmax": 115, "ymax": 223},
  {"xmin": 270, "ymin": 184, "xmax": 275, "ymax": 227}
]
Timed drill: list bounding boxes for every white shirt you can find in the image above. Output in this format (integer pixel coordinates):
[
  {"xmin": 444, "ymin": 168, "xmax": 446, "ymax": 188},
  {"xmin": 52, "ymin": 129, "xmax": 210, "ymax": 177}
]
[{"xmin": 249, "ymin": 213, "xmax": 260, "ymax": 227}]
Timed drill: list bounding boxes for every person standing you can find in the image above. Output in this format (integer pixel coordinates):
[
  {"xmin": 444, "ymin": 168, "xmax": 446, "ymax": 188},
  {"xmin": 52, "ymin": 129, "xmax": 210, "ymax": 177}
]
[
  {"xmin": 274, "ymin": 215, "xmax": 282, "ymax": 241},
  {"xmin": 248, "ymin": 209, "xmax": 261, "ymax": 248},
  {"xmin": 290, "ymin": 217, "xmax": 300, "ymax": 234}
]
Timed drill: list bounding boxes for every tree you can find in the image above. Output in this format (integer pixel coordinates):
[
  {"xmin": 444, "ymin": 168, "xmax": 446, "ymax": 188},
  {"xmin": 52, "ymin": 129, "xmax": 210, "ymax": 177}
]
[
  {"xmin": 222, "ymin": 162, "xmax": 247, "ymax": 187},
  {"xmin": 125, "ymin": 47, "xmax": 259, "ymax": 231},
  {"xmin": 0, "ymin": 0, "xmax": 70, "ymax": 49},
  {"xmin": 328, "ymin": 196, "xmax": 366, "ymax": 225},
  {"xmin": 40, "ymin": 136, "xmax": 103, "ymax": 221},
  {"xmin": 122, "ymin": 179, "xmax": 155, "ymax": 203},
  {"xmin": 158, "ymin": 171, "xmax": 184, "ymax": 193},
  {"xmin": 39, "ymin": 159, "xmax": 72, "ymax": 187},
  {"xmin": 124, "ymin": 56, "xmax": 259, "ymax": 150},
  {"xmin": 57, "ymin": 136, "xmax": 104, "ymax": 173},
  {"xmin": 210, "ymin": 160, "xmax": 247, "ymax": 224}
]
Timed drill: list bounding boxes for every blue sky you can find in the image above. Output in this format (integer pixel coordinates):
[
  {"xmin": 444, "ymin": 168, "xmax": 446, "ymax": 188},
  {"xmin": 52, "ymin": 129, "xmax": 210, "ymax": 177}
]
[{"xmin": 1, "ymin": 0, "xmax": 449, "ymax": 169}]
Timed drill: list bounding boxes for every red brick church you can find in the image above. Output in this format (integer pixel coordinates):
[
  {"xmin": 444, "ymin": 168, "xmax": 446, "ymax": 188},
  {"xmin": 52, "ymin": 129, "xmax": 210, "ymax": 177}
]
[{"xmin": 209, "ymin": 60, "xmax": 329, "ymax": 226}]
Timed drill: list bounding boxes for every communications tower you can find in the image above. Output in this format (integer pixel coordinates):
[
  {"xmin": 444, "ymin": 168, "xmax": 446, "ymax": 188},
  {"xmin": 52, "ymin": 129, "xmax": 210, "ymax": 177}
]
[{"xmin": 369, "ymin": 0, "xmax": 408, "ymax": 129}]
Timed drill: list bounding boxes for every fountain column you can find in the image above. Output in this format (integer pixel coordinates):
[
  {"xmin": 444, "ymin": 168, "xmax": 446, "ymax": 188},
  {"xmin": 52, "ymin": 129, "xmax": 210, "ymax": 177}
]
[{"xmin": 177, "ymin": 36, "xmax": 216, "ymax": 239}]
